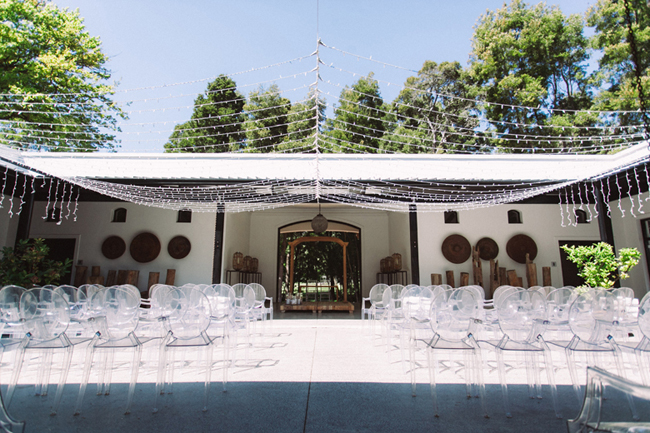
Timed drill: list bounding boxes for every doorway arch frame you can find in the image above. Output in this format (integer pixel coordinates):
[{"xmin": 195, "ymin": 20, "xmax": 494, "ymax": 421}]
[{"xmin": 288, "ymin": 236, "xmax": 349, "ymax": 303}]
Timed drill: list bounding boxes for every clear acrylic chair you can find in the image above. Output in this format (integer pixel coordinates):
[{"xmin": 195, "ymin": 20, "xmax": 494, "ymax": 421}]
[
  {"xmin": 74, "ymin": 285, "xmax": 153, "ymax": 415},
  {"xmin": 247, "ymin": 283, "xmax": 273, "ymax": 325},
  {"xmin": 619, "ymin": 292, "xmax": 650, "ymax": 386},
  {"xmin": 365, "ymin": 284, "xmax": 390, "ymax": 335},
  {"xmin": 545, "ymin": 286, "xmax": 577, "ymax": 341},
  {"xmin": 154, "ymin": 286, "xmax": 215, "ymax": 413},
  {"xmin": 6, "ymin": 288, "xmax": 75, "ymax": 415},
  {"xmin": 202, "ymin": 283, "xmax": 235, "ymax": 391},
  {"xmin": 398, "ymin": 286, "xmax": 434, "ymax": 382},
  {"xmin": 547, "ymin": 289, "xmax": 637, "ymax": 419},
  {"xmin": 426, "ymin": 287, "xmax": 487, "ymax": 418},
  {"xmin": 0, "ymin": 286, "xmax": 27, "ymax": 350},
  {"xmin": 567, "ymin": 366, "xmax": 650, "ymax": 433},
  {"xmin": 484, "ymin": 289, "xmax": 561, "ymax": 418}
]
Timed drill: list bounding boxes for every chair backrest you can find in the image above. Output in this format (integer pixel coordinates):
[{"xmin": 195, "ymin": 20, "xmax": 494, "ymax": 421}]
[
  {"xmin": 78, "ymin": 284, "xmax": 103, "ymax": 301},
  {"xmin": 161, "ymin": 287, "xmax": 211, "ymax": 339},
  {"xmin": 203, "ymin": 284, "xmax": 236, "ymax": 320},
  {"xmin": 369, "ymin": 284, "xmax": 390, "ymax": 306},
  {"xmin": 569, "ymin": 290, "xmax": 617, "ymax": 343},
  {"xmin": 20, "ymin": 287, "xmax": 70, "ymax": 340},
  {"xmin": 497, "ymin": 289, "xmax": 546, "ymax": 342},
  {"xmin": 493, "ymin": 286, "xmax": 522, "ymax": 310},
  {"xmin": 389, "ymin": 285, "xmax": 405, "ymax": 300},
  {"xmin": 402, "ymin": 286, "xmax": 433, "ymax": 320},
  {"xmin": 460, "ymin": 286, "xmax": 483, "ymax": 303},
  {"xmin": 430, "ymin": 288, "xmax": 478, "ymax": 340},
  {"xmin": 545, "ymin": 287, "xmax": 577, "ymax": 323},
  {"xmin": 232, "ymin": 283, "xmax": 248, "ymax": 299},
  {"xmin": 638, "ymin": 292, "xmax": 650, "ymax": 339},
  {"xmin": 0, "ymin": 285, "xmax": 25, "ymax": 323},
  {"xmin": 54, "ymin": 285, "xmax": 81, "ymax": 303},
  {"xmin": 381, "ymin": 287, "xmax": 393, "ymax": 310},
  {"xmin": 247, "ymin": 283, "xmax": 267, "ymax": 304},
  {"xmin": 87, "ymin": 286, "xmax": 140, "ymax": 340},
  {"xmin": 121, "ymin": 284, "xmax": 141, "ymax": 300}
]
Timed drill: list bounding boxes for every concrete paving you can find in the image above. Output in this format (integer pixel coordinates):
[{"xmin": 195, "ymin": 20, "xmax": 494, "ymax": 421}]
[{"xmin": 2, "ymin": 311, "xmax": 647, "ymax": 433}]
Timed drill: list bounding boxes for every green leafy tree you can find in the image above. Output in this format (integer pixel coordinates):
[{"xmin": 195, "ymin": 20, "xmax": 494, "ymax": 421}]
[
  {"xmin": 242, "ymin": 84, "xmax": 291, "ymax": 153},
  {"xmin": 277, "ymin": 88, "xmax": 325, "ymax": 153},
  {"xmin": 469, "ymin": 0, "xmax": 596, "ymax": 151},
  {"xmin": 325, "ymin": 73, "xmax": 387, "ymax": 153},
  {"xmin": 164, "ymin": 75, "xmax": 245, "ymax": 153},
  {"xmin": 0, "ymin": 0, "xmax": 125, "ymax": 151},
  {"xmin": 0, "ymin": 238, "xmax": 71, "ymax": 288},
  {"xmin": 561, "ymin": 242, "xmax": 640, "ymax": 289},
  {"xmin": 587, "ymin": 0, "xmax": 650, "ymax": 128},
  {"xmin": 381, "ymin": 61, "xmax": 481, "ymax": 153}
]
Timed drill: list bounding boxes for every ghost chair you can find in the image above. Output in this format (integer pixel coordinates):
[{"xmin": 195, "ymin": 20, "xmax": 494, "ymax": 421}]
[
  {"xmin": 567, "ymin": 366, "xmax": 650, "ymax": 433},
  {"xmin": 397, "ymin": 286, "xmax": 434, "ymax": 378},
  {"xmin": 0, "ymin": 286, "xmax": 27, "ymax": 344},
  {"xmin": 361, "ymin": 284, "xmax": 388, "ymax": 323},
  {"xmin": 388, "ymin": 284, "xmax": 405, "ymax": 310},
  {"xmin": 364, "ymin": 284, "xmax": 390, "ymax": 336},
  {"xmin": 544, "ymin": 287, "xmax": 577, "ymax": 341},
  {"xmin": 424, "ymin": 287, "xmax": 487, "ymax": 418},
  {"xmin": 74, "ymin": 285, "xmax": 153, "ymax": 415},
  {"xmin": 247, "ymin": 283, "xmax": 273, "ymax": 326},
  {"xmin": 619, "ymin": 292, "xmax": 650, "ymax": 387},
  {"xmin": 53, "ymin": 285, "xmax": 90, "ymax": 339},
  {"xmin": 5, "ymin": 288, "xmax": 79, "ymax": 415},
  {"xmin": 202, "ymin": 284, "xmax": 235, "ymax": 391},
  {"xmin": 547, "ymin": 290, "xmax": 637, "ymax": 420},
  {"xmin": 154, "ymin": 287, "xmax": 216, "ymax": 413},
  {"xmin": 483, "ymin": 289, "xmax": 561, "ymax": 418},
  {"xmin": 231, "ymin": 285, "xmax": 256, "ymax": 364}
]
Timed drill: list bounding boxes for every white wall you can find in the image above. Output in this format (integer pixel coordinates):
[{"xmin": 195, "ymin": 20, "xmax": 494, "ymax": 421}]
[
  {"xmin": 417, "ymin": 203, "xmax": 601, "ymax": 293},
  {"xmin": 29, "ymin": 201, "xmax": 216, "ymax": 289},
  {"xmin": 23, "ymin": 195, "xmax": 650, "ymax": 300},
  {"xmin": 0, "ymin": 196, "xmax": 20, "ymax": 250},
  {"xmin": 610, "ymin": 195, "xmax": 649, "ymax": 298}
]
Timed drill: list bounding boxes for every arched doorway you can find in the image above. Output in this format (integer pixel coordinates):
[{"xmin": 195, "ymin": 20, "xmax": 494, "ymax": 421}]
[
  {"xmin": 276, "ymin": 220, "xmax": 361, "ymax": 304},
  {"xmin": 288, "ymin": 236, "xmax": 349, "ymax": 302}
]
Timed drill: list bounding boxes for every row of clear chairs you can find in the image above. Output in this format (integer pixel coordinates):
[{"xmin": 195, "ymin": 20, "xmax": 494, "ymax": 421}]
[
  {"xmin": 364, "ymin": 283, "xmax": 647, "ymax": 421},
  {"xmin": 0, "ymin": 281, "xmax": 273, "ymax": 417}
]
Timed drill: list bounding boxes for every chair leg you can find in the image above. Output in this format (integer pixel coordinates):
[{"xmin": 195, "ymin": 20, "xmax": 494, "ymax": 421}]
[
  {"xmin": 51, "ymin": 343, "xmax": 73, "ymax": 416},
  {"xmin": 496, "ymin": 348, "xmax": 512, "ymax": 418},
  {"xmin": 542, "ymin": 347, "xmax": 562, "ymax": 419},
  {"xmin": 125, "ymin": 345, "xmax": 142, "ymax": 415},
  {"xmin": 6, "ymin": 338, "xmax": 29, "ymax": 407},
  {"xmin": 203, "ymin": 344, "xmax": 213, "ymax": 412},
  {"xmin": 74, "ymin": 339, "xmax": 98, "ymax": 416},
  {"xmin": 565, "ymin": 348, "xmax": 583, "ymax": 403},
  {"xmin": 428, "ymin": 348, "xmax": 439, "ymax": 417}
]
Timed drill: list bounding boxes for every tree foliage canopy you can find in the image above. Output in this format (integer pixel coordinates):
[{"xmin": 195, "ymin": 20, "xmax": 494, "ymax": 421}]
[
  {"xmin": 164, "ymin": 75, "xmax": 244, "ymax": 153},
  {"xmin": 469, "ymin": 0, "xmax": 595, "ymax": 150},
  {"xmin": 587, "ymin": 0, "xmax": 650, "ymax": 127},
  {"xmin": 325, "ymin": 73, "xmax": 387, "ymax": 153},
  {"xmin": 242, "ymin": 84, "xmax": 291, "ymax": 153},
  {"xmin": 382, "ymin": 61, "xmax": 481, "ymax": 153},
  {"xmin": 0, "ymin": 0, "xmax": 125, "ymax": 151}
]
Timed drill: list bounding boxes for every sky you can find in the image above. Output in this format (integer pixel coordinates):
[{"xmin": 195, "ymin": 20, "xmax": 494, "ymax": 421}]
[{"xmin": 50, "ymin": 0, "xmax": 598, "ymax": 152}]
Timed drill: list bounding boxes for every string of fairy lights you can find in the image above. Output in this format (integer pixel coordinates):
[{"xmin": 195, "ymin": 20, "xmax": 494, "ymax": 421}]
[{"xmin": 0, "ymin": 41, "xmax": 649, "ymax": 218}]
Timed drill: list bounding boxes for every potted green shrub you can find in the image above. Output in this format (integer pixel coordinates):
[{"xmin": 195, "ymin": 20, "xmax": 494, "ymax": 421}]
[
  {"xmin": 0, "ymin": 238, "xmax": 72, "ymax": 288},
  {"xmin": 561, "ymin": 242, "xmax": 640, "ymax": 291}
]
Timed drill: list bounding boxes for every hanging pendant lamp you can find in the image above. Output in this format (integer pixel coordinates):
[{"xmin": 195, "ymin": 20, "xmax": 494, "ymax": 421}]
[{"xmin": 311, "ymin": 201, "xmax": 328, "ymax": 233}]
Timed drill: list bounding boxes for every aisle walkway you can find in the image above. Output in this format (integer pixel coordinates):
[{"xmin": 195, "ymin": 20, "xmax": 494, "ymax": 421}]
[{"xmin": 2, "ymin": 315, "xmax": 643, "ymax": 432}]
